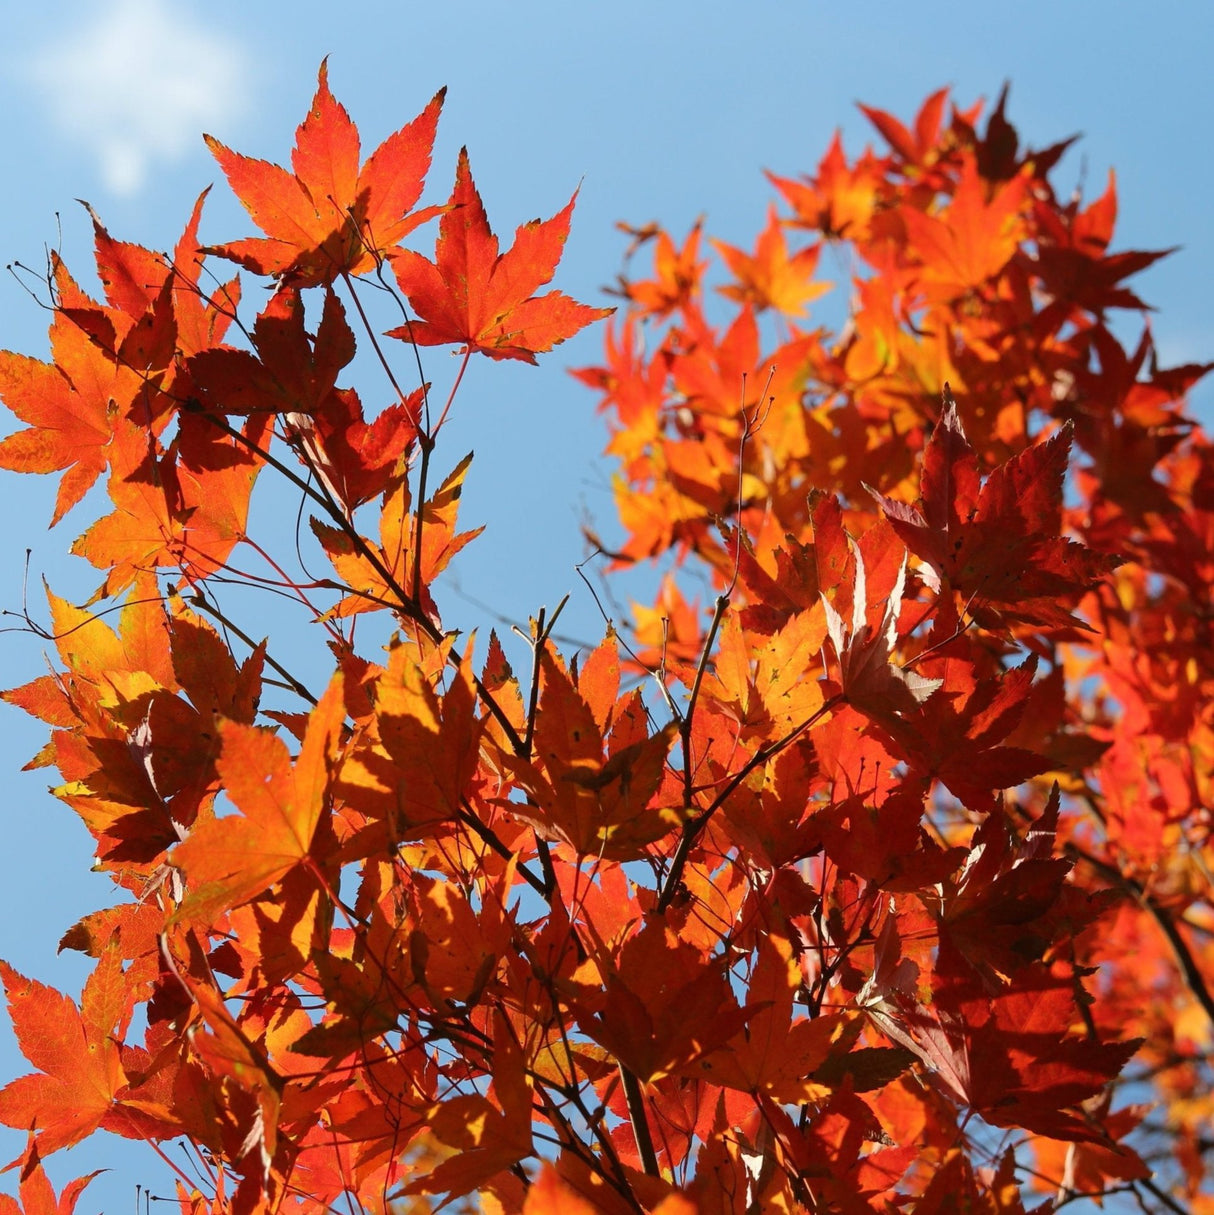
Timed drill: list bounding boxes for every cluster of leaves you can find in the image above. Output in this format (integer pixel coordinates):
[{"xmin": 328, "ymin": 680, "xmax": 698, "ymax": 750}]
[
  {"xmin": 0, "ymin": 68, "xmax": 1209, "ymax": 1214},
  {"xmin": 576, "ymin": 87, "xmax": 1214, "ymax": 1208}
]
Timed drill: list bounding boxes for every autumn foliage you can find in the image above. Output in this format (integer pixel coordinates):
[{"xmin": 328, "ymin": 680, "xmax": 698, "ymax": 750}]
[{"xmin": 0, "ymin": 67, "xmax": 1212, "ymax": 1214}]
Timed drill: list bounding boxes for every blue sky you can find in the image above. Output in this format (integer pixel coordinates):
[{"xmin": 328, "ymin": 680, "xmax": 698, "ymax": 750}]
[{"xmin": 0, "ymin": 1, "xmax": 1210, "ymax": 1205}]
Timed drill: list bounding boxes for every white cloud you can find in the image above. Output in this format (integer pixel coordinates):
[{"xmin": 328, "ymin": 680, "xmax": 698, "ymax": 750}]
[{"xmin": 26, "ymin": 0, "xmax": 247, "ymax": 196}]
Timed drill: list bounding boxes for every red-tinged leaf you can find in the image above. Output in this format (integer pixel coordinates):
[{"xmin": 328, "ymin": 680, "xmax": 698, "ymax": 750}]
[
  {"xmin": 617, "ymin": 220, "xmax": 707, "ymax": 317},
  {"xmin": 859, "ymin": 86, "xmax": 949, "ymax": 168},
  {"xmin": 41, "ymin": 211, "xmax": 181, "ymax": 398},
  {"xmin": 171, "ymin": 673, "xmax": 345, "ymax": 922},
  {"xmin": 187, "ymin": 285, "xmax": 356, "ymax": 418},
  {"xmin": 407, "ymin": 874, "xmax": 509, "ymax": 1008},
  {"xmin": 387, "ymin": 148, "xmax": 612, "ymax": 363},
  {"xmin": 1, "ymin": 675, "xmax": 77, "ymax": 733},
  {"xmin": 867, "ymin": 939, "xmax": 1140, "ymax": 1142},
  {"xmin": 58, "ymin": 900, "xmax": 164, "ymax": 962},
  {"xmin": 480, "ymin": 629, "xmax": 527, "ymax": 741},
  {"xmin": 72, "ymin": 413, "xmax": 264, "ymax": 600},
  {"xmin": 506, "ymin": 650, "xmax": 680, "ymax": 858},
  {"xmin": 823, "ymin": 545, "xmax": 942, "ymax": 719},
  {"xmin": 701, "ymin": 600, "xmax": 829, "ymax": 740},
  {"xmin": 205, "ymin": 62, "xmax": 446, "ymax": 285},
  {"xmin": 174, "ymin": 975, "xmax": 283, "ymax": 1197},
  {"xmin": 568, "ymin": 919, "xmax": 749, "ymax": 1083},
  {"xmin": 767, "ymin": 132, "xmax": 882, "ymax": 239},
  {"xmin": 1033, "ymin": 171, "xmax": 1175, "ymax": 315},
  {"xmin": 627, "ymin": 573, "xmax": 703, "ymax": 673},
  {"xmin": 0, "ymin": 942, "xmax": 130, "ymax": 1155},
  {"xmin": 417, "ymin": 450, "xmax": 483, "ymax": 585},
  {"xmin": 875, "ymin": 389, "xmax": 1119, "ymax": 627},
  {"xmin": 907, "ymin": 1149, "xmax": 989, "ymax": 1215},
  {"xmin": 575, "ymin": 631, "xmax": 621, "ymax": 736},
  {"xmin": 170, "ymin": 188, "xmax": 244, "ymax": 358},
  {"xmin": 1030, "ymin": 1101, "xmax": 1151, "ymax": 1194},
  {"xmin": 918, "ymin": 389, "xmax": 981, "ymax": 540},
  {"xmin": 819, "ymin": 781, "xmax": 966, "ymax": 890},
  {"xmin": 293, "ymin": 386, "xmax": 421, "ymax": 516},
  {"xmin": 521, "ymin": 1164, "xmax": 603, "ymax": 1215},
  {"xmin": 168, "ymin": 599, "xmax": 263, "ymax": 728},
  {"xmin": 290, "ymin": 61, "xmax": 360, "ymax": 217},
  {"xmin": 972, "ymin": 84, "xmax": 1023, "ymax": 182},
  {"xmin": 874, "ymin": 655, "xmax": 1052, "ymax": 812},
  {"xmin": 313, "ymin": 452, "xmax": 480, "ymax": 624},
  {"xmin": 940, "ymin": 790, "xmax": 1111, "ymax": 982},
  {"xmin": 85, "ymin": 204, "xmax": 172, "ymax": 321},
  {"xmin": 0, "ymin": 1144, "xmax": 100, "ymax": 1215}
]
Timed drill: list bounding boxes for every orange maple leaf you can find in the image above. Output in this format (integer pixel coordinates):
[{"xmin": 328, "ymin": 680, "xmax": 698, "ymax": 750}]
[
  {"xmin": 859, "ymin": 86, "xmax": 952, "ymax": 170},
  {"xmin": 171, "ymin": 673, "xmax": 346, "ymax": 922},
  {"xmin": 0, "ymin": 943, "xmax": 131, "ymax": 1155},
  {"xmin": 712, "ymin": 206, "xmax": 831, "ymax": 317},
  {"xmin": 619, "ymin": 220, "xmax": 706, "ymax": 317},
  {"xmin": 768, "ymin": 131, "xmax": 883, "ymax": 240},
  {"xmin": 71, "ymin": 413, "xmax": 265, "ymax": 600},
  {"xmin": 0, "ymin": 262, "xmax": 145, "ymax": 526},
  {"xmin": 0, "ymin": 1143, "xmax": 100, "ymax": 1215},
  {"xmin": 567, "ymin": 918, "xmax": 749, "ymax": 1084},
  {"xmin": 697, "ymin": 934, "xmax": 858, "ymax": 1102},
  {"xmin": 336, "ymin": 643, "xmax": 483, "ymax": 837},
  {"xmin": 204, "ymin": 61, "xmax": 446, "ymax": 285},
  {"xmin": 404, "ymin": 1010, "xmax": 533, "ymax": 1201},
  {"xmin": 900, "ymin": 157, "xmax": 1029, "ymax": 299},
  {"xmin": 312, "ymin": 451, "xmax": 481, "ymax": 623},
  {"xmin": 387, "ymin": 148, "xmax": 612, "ymax": 363},
  {"xmin": 521, "ymin": 1164, "xmax": 606, "ymax": 1215},
  {"xmin": 504, "ymin": 649, "xmax": 680, "ymax": 859}
]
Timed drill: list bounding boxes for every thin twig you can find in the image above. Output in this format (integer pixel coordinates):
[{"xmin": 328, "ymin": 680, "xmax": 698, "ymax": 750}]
[
  {"xmin": 1065, "ymin": 842, "xmax": 1214, "ymax": 1031},
  {"xmin": 188, "ymin": 591, "xmax": 318, "ymax": 706},
  {"xmin": 618, "ymin": 1063, "xmax": 660, "ymax": 1177}
]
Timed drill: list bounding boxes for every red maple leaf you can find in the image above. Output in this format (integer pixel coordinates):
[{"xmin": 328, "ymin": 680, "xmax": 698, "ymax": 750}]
[
  {"xmin": 204, "ymin": 61, "xmax": 446, "ymax": 286},
  {"xmin": 858, "ymin": 87, "xmax": 952, "ymax": 170},
  {"xmin": 387, "ymin": 149, "xmax": 612, "ymax": 363},
  {"xmin": 866, "ymin": 926, "xmax": 1140, "ymax": 1142},
  {"xmin": 1033, "ymin": 171, "xmax": 1174, "ymax": 316},
  {"xmin": 186, "ymin": 285, "xmax": 356, "ymax": 418},
  {"xmin": 873, "ymin": 388, "xmax": 1120, "ymax": 627}
]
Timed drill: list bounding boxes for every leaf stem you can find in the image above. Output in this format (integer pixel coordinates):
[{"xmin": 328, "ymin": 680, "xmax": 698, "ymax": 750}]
[{"xmin": 339, "ymin": 269, "xmax": 421, "ymax": 419}]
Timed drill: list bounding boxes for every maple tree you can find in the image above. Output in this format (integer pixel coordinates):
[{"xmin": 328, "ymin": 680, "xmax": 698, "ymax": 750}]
[{"xmin": 0, "ymin": 64, "xmax": 1211, "ymax": 1214}]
